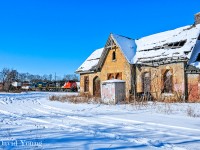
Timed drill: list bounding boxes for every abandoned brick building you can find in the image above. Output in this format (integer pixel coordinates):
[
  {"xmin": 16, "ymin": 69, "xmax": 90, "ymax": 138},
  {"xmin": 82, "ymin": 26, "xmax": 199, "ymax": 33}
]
[{"xmin": 76, "ymin": 12, "xmax": 200, "ymax": 102}]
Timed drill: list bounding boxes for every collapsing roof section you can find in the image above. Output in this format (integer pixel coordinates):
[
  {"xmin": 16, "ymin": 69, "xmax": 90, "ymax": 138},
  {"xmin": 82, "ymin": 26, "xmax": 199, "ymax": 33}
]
[
  {"xmin": 76, "ymin": 24, "xmax": 200, "ymax": 74},
  {"xmin": 133, "ymin": 24, "xmax": 200, "ymax": 65},
  {"xmin": 75, "ymin": 48, "xmax": 104, "ymax": 73}
]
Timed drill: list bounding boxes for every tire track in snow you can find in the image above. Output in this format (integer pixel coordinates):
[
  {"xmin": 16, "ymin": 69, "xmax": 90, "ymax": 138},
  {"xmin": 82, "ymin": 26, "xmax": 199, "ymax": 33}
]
[
  {"xmin": 0, "ymin": 105, "xmax": 191, "ymax": 149},
  {"xmin": 38, "ymin": 104, "xmax": 200, "ymax": 141},
  {"xmin": 0, "ymin": 99, "xmax": 197, "ymax": 149},
  {"xmin": 30, "ymin": 104, "xmax": 200, "ymax": 149},
  {"xmin": 102, "ymin": 116, "xmax": 200, "ymax": 132},
  {"xmin": 0, "ymin": 108, "xmax": 123, "ymax": 143},
  {"xmin": 101, "ymin": 116, "xmax": 200, "ymax": 141}
]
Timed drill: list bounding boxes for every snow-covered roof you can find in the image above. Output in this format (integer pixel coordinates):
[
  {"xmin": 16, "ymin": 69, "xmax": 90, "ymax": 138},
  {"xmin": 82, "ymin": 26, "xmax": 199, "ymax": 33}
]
[
  {"xmin": 133, "ymin": 25, "xmax": 200, "ymax": 64},
  {"xmin": 111, "ymin": 34, "xmax": 136, "ymax": 63},
  {"xmin": 76, "ymin": 48, "xmax": 104, "ymax": 73},
  {"xmin": 76, "ymin": 24, "xmax": 200, "ymax": 74},
  {"xmin": 102, "ymin": 79, "xmax": 125, "ymax": 83}
]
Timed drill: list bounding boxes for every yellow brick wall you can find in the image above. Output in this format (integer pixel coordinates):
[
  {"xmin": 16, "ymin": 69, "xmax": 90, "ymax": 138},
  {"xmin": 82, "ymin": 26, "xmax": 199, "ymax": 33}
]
[
  {"xmin": 80, "ymin": 46, "xmax": 132, "ymax": 98},
  {"xmin": 80, "ymin": 72, "xmax": 100, "ymax": 95},
  {"xmin": 136, "ymin": 62, "xmax": 185, "ymax": 100},
  {"xmin": 100, "ymin": 46, "xmax": 132, "ymax": 98}
]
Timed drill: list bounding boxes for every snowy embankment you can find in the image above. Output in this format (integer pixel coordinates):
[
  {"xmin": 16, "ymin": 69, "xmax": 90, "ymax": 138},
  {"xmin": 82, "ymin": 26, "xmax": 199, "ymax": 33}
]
[{"xmin": 0, "ymin": 92, "xmax": 200, "ymax": 150}]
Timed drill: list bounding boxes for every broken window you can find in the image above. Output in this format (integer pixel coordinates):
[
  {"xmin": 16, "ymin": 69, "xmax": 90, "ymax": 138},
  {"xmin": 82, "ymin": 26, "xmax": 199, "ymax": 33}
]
[
  {"xmin": 141, "ymin": 40, "xmax": 187, "ymax": 51},
  {"xmin": 179, "ymin": 40, "xmax": 187, "ymax": 46},
  {"xmin": 173, "ymin": 42, "xmax": 179, "ymax": 47},
  {"xmin": 112, "ymin": 51, "xmax": 116, "ymax": 61},
  {"xmin": 167, "ymin": 40, "xmax": 187, "ymax": 49},
  {"xmin": 163, "ymin": 70, "xmax": 173, "ymax": 93},
  {"xmin": 168, "ymin": 43, "xmax": 173, "ymax": 47},
  {"xmin": 84, "ymin": 76, "xmax": 89, "ymax": 92}
]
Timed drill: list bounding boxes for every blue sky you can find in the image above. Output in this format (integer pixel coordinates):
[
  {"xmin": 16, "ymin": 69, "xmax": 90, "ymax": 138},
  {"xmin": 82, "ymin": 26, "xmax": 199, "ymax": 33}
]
[{"xmin": 0, "ymin": 0, "xmax": 199, "ymax": 77}]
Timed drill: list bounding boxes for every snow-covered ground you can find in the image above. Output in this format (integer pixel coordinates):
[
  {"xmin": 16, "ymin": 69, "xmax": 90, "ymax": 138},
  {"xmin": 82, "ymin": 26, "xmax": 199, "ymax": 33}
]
[{"xmin": 0, "ymin": 92, "xmax": 200, "ymax": 150}]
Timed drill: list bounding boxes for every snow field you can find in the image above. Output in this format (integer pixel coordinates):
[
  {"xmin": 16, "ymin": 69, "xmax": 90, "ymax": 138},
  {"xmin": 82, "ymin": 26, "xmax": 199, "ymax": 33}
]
[{"xmin": 0, "ymin": 92, "xmax": 200, "ymax": 150}]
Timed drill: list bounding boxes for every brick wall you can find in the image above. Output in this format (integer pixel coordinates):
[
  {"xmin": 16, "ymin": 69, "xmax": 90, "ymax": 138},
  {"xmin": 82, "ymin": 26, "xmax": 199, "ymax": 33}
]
[
  {"xmin": 136, "ymin": 62, "xmax": 185, "ymax": 101},
  {"xmin": 187, "ymin": 74, "xmax": 200, "ymax": 102},
  {"xmin": 100, "ymin": 46, "xmax": 132, "ymax": 98},
  {"xmin": 80, "ymin": 46, "xmax": 132, "ymax": 99}
]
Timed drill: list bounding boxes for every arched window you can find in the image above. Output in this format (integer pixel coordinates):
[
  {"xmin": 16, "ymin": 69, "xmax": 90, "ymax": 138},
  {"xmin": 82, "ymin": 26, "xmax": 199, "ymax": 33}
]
[
  {"xmin": 163, "ymin": 70, "xmax": 173, "ymax": 93},
  {"xmin": 112, "ymin": 51, "xmax": 116, "ymax": 61},
  {"xmin": 84, "ymin": 76, "xmax": 89, "ymax": 92},
  {"xmin": 93, "ymin": 76, "xmax": 101, "ymax": 97},
  {"xmin": 115, "ymin": 73, "xmax": 122, "ymax": 80},
  {"xmin": 108, "ymin": 73, "xmax": 114, "ymax": 80}
]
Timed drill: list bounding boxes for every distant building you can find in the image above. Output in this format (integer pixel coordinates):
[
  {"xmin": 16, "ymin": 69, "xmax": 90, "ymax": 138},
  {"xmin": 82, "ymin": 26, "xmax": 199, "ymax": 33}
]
[
  {"xmin": 0, "ymin": 83, "xmax": 3, "ymax": 91},
  {"xmin": 11, "ymin": 81, "xmax": 22, "ymax": 88},
  {"xmin": 76, "ymin": 12, "xmax": 200, "ymax": 102}
]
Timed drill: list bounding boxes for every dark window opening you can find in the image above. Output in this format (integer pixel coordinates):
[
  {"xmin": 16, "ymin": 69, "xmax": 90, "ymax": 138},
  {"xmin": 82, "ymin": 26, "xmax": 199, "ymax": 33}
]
[
  {"xmin": 184, "ymin": 51, "xmax": 190, "ymax": 55},
  {"xmin": 196, "ymin": 53, "xmax": 200, "ymax": 62},
  {"xmin": 163, "ymin": 70, "xmax": 173, "ymax": 93},
  {"xmin": 115, "ymin": 73, "xmax": 122, "ymax": 80},
  {"xmin": 108, "ymin": 73, "xmax": 114, "ymax": 80},
  {"xmin": 141, "ymin": 40, "xmax": 187, "ymax": 51},
  {"xmin": 84, "ymin": 76, "xmax": 89, "ymax": 92},
  {"xmin": 179, "ymin": 40, "xmax": 187, "ymax": 46},
  {"xmin": 112, "ymin": 51, "xmax": 116, "ymax": 60},
  {"xmin": 173, "ymin": 42, "xmax": 179, "ymax": 47},
  {"xmin": 168, "ymin": 43, "xmax": 173, "ymax": 47}
]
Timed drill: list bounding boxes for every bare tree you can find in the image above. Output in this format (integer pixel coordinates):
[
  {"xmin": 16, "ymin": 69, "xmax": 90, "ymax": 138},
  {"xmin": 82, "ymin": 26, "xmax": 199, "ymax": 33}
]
[
  {"xmin": 0, "ymin": 69, "xmax": 19, "ymax": 91},
  {"xmin": 63, "ymin": 74, "xmax": 79, "ymax": 81}
]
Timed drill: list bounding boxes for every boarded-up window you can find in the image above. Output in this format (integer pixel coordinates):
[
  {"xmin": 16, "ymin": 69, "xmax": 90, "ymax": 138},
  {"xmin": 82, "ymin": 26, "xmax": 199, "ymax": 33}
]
[
  {"xmin": 142, "ymin": 72, "xmax": 151, "ymax": 93},
  {"xmin": 84, "ymin": 76, "xmax": 89, "ymax": 92},
  {"xmin": 115, "ymin": 73, "xmax": 122, "ymax": 80},
  {"xmin": 163, "ymin": 70, "xmax": 173, "ymax": 93}
]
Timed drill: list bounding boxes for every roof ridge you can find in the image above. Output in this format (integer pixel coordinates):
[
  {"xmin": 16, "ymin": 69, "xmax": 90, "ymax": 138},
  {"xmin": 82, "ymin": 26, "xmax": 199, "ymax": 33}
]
[{"xmin": 111, "ymin": 33, "xmax": 134, "ymax": 40}]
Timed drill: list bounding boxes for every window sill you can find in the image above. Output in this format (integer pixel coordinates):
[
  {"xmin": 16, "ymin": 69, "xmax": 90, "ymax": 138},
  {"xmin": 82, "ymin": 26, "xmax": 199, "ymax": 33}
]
[{"xmin": 112, "ymin": 59, "xmax": 116, "ymax": 62}]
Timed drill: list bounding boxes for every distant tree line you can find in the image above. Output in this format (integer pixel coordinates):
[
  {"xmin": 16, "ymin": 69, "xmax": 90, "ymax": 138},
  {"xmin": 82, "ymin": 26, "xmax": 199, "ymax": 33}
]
[{"xmin": 0, "ymin": 67, "xmax": 79, "ymax": 91}]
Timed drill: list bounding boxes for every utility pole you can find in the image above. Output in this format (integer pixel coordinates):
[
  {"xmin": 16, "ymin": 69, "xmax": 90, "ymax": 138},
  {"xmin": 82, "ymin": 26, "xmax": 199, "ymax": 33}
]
[{"xmin": 55, "ymin": 72, "xmax": 57, "ymax": 91}]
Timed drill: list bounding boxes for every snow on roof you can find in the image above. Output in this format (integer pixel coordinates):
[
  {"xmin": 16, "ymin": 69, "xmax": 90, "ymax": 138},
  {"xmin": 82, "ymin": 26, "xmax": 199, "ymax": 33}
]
[
  {"xmin": 111, "ymin": 34, "xmax": 137, "ymax": 64},
  {"xmin": 76, "ymin": 25, "xmax": 200, "ymax": 74},
  {"xmin": 102, "ymin": 79, "xmax": 125, "ymax": 83},
  {"xmin": 76, "ymin": 48, "xmax": 104, "ymax": 73},
  {"xmin": 133, "ymin": 24, "xmax": 200, "ymax": 64}
]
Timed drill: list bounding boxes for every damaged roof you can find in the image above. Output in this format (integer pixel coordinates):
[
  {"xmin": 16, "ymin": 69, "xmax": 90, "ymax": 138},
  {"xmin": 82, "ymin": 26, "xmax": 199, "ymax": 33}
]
[
  {"xmin": 75, "ymin": 48, "xmax": 104, "ymax": 73},
  {"xmin": 133, "ymin": 24, "xmax": 200, "ymax": 64},
  {"xmin": 76, "ymin": 24, "xmax": 200, "ymax": 73}
]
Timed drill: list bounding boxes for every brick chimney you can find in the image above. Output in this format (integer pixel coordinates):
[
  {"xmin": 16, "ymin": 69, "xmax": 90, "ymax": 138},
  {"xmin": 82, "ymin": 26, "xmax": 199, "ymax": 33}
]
[{"xmin": 195, "ymin": 12, "xmax": 200, "ymax": 25}]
